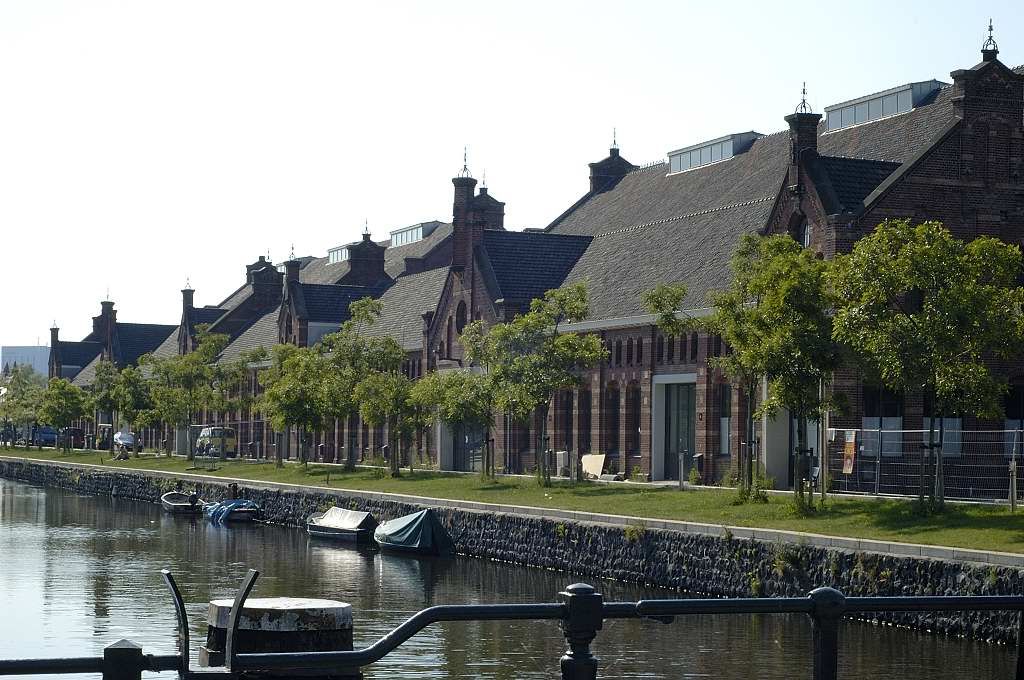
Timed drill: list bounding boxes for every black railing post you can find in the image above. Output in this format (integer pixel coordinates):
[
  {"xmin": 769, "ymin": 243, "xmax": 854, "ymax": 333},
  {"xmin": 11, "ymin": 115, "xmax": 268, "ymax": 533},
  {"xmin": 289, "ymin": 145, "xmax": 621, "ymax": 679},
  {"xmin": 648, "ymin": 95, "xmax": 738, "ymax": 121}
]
[
  {"xmin": 102, "ymin": 640, "xmax": 143, "ymax": 680},
  {"xmin": 558, "ymin": 583, "xmax": 603, "ymax": 680},
  {"xmin": 808, "ymin": 587, "xmax": 846, "ymax": 680}
]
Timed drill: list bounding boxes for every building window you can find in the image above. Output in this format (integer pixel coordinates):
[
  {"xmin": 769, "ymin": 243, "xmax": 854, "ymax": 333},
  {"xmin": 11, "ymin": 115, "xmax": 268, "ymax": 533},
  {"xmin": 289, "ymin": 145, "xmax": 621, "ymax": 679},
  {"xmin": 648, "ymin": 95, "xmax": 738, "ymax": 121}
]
[
  {"xmin": 636, "ymin": 337, "xmax": 643, "ymax": 364},
  {"xmin": 1004, "ymin": 386, "xmax": 1024, "ymax": 456},
  {"xmin": 679, "ymin": 334, "xmax": 687, "ymax": 361},
  {"xmin": 626, "ymin": 339, "xmax": 634, "ymax": 365},
  {"xmin": 797, "ymin": 220, "xmax": 812, "ymax": 248},
  {"xmin": 656, "ymin": 336, "xmax": 664, "ymax": 363},
  {"xmin": 626, "ymin": 382, "xmax": 641, "ymax": 454},
  {"xmin": 713, "ymin": 335, "xmax": 723, "ymax": 357},
  {"xmin": 690, "ymin": 332, "xmax": 699, "ymax": 361},
  {"xmin": 455, "ymin": 301, "xmax": 467, "ymax": 334},
  {"xmin": 719, "ymin": 384, "xmax": 732, "ymax": 456},
  {"xmin": 862, "ymin": 387, "xmax": 903, "ymax": 457},
  {"xmin": 328, "ymin": 247, "xmax": 349, "ymax": 264},
  {"xmin": 666, "ymin": 336, "xmax": 675, "ymax": 363},
  {"xmin": 615, "ymin": 340, "xmax": 622, "ymax": 366}
]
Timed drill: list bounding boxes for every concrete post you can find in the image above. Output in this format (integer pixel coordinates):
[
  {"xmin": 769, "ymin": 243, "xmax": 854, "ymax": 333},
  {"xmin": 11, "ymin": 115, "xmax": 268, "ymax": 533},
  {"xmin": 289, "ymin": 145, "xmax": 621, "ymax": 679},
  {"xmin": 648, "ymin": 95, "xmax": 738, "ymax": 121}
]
[
  {"xmin": 200, "ymin": 597, "xmax": 355, "ymax": 679},
  {"xmin": 103, "ymin": 639, "xmax": 143, "ymax": 680}
]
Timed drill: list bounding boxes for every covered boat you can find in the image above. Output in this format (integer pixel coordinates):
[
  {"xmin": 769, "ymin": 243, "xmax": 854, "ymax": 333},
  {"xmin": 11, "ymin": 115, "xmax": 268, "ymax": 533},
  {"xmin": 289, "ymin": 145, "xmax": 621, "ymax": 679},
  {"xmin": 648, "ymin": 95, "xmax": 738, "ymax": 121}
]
[
  {"xmin": 161, "ymin": 491, "xmax": 206, "ymax": 515},
  {"xmin": 373, "ymin": 509, "xmax": 454, "ymax": 556},
  {"xmin": 203, "ymin": 499, "xmax": 260, "ymax": 524},
  {"xmin": 307, "ymin": 507, "xmax": 377, "ymax": 544}
]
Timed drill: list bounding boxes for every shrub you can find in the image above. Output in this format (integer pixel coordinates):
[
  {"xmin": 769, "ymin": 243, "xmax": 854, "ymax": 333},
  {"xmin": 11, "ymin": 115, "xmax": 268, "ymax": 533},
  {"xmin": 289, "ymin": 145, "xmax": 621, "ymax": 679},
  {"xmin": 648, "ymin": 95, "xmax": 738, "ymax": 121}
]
[
  {"xmin": 624, "ymin": 521, "xmax": 647, "ymax": 543},
  {"xmin": 687, "ymin": 467, "xmax": 702, "ymax": 486}
]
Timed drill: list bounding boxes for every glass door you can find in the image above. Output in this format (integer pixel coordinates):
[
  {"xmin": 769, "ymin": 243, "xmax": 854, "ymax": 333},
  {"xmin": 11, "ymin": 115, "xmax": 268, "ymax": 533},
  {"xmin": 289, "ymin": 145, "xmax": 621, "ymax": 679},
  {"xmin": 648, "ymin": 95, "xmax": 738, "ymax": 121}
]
[{"xmin": 664, "ymin": 384, "xmax": 696, "ymax": 480}]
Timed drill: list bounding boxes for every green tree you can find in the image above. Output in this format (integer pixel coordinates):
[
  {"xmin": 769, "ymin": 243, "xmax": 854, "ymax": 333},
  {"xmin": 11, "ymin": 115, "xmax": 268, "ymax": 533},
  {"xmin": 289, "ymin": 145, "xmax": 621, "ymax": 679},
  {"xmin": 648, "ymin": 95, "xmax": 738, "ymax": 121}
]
[
  {"xmin": 830, "ymin": 219, "xmax": 1024, "ymax": 509},
  {"xmin": 113, "ymin": 365, "xmax": 153, "ymax": 456},
  {"xmin": 91, "ymin": 360, "xmax": 120, "ymax": 452},
  {"xmin": 320, "ymin": 297, "xmax": 405, "ymax": 468},
  {"xmin": 143, "ymin": 331, "xmax": 228, "ymax": 459},
  {"xmin": 466, "ymin": 283, "xmax": 606, "ymax": 486},
  {"xmin": 39, "ymin": 378, "xmax": 91, "ymax": 452},
  {"xmin": 1, "ymin": 366, "xmax": 46, "ymax": 448},
  {"xmin": 259, "ymin": 344, "xmax": 329, "ymax": 468},
  {"xmin": 354, "ymin": 370, "xmax": 417, "ymax": 477},
  {"xmin": 411, "ymin": 369, "xmax": 497, "ymax": 477}
]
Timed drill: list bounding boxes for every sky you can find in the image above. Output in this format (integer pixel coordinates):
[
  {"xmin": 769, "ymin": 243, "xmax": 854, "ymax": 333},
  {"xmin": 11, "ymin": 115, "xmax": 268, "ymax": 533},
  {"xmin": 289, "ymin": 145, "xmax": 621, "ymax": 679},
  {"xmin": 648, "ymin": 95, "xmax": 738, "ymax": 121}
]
[{"xmin": 0, "ymin": 0, "xmax": 1021, "ymax": 346}]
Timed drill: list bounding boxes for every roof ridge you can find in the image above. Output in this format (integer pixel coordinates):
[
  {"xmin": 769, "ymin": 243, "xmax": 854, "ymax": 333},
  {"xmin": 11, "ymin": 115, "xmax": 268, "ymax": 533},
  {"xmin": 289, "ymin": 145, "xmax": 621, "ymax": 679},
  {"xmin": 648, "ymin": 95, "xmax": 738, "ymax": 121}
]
[
  {"xmin": 627, "ymin": 160, "xmax": 667, "ymax": 174},
  {"xmin": 819, "ymin": 154, "xmax": 903, "ymax": 165},
  {"xmin": 592, "ymin": 195, "xmax": 774, "ymax": 239},
  {"xmin": 488, "ymin": 229, "xmax": 591, "ymax": 240}
]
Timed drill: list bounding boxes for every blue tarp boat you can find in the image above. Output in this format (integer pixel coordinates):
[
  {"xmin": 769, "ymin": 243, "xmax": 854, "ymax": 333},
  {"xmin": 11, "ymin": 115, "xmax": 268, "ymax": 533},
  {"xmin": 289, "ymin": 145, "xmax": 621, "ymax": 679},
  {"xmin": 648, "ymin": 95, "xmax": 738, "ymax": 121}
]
[
  {"xmin": 203, "ymin": 499, "xmax": 260, "ymax": 524},
  {"xmin": 373, "ymin": 509, "xmax": 454, "ymax": 555}
]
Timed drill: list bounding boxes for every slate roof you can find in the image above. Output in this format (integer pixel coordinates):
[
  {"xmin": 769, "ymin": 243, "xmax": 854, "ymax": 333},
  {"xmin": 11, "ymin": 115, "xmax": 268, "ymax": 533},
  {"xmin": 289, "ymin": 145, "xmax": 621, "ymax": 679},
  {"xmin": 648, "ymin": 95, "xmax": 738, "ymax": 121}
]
[
  {"xmin": 71, "ymin": 354, "xmax": 102, "ymax": 387},
  {"xmin": 293, "ymin": 283, "xmax": 373, "ymax": 324},
  {"xmin": 58, "ymin": 341, "xmax": 102, "ymax": 369},
  {"xmin": 192, "ymin": 306, "xmax": 226, "ymax": 325},
  {"xmin": 116, "ymin": 323, "xmax": 178, "ymax": 366},
  {"xmin": 364, "ymin": 267, "xmax": 450, "ymax": 351},
  {"xmin": 218, "ymin": 309, "xmax": 280, "ymax": 363},
  {"xmin": 479, "ymin": 230, "xmax": 591, "ymax": 304},
  {"xmin": 814, "ymin": 156, "xmax": 902, "ymax": 212}
]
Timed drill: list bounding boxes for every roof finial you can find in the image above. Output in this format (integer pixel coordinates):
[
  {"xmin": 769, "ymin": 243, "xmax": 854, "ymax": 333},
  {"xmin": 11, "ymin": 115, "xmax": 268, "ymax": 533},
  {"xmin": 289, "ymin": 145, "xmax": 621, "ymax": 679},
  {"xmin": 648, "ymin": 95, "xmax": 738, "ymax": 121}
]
[
  {"xmin": 458, "ymin": 145, "xmax": 472, "ymax": 178},
  {"xmin": 185, "ymin": 276, "xmax": 191, "ymax": 289},
  {"xmin": 481, "ymin": 168, "xmax": 487, "ymax": 188},
  {"xmin": 105, "ymin": 286, "xmax": 110, "ymax": 301},
  {"xmin": 982, "ymin": 18, "xmax": 999, "ymax": 57},
  {"xmin": 611, "ymin": 127, "xmax": 618, "ymax": 150},
  {"xmin": 288, "ymin": 243, "xmax": 295, "ymax": 261},
  {"xmin": 363, "ymin": 218, "xmax": 369, "ymax": 235},
  {"xmin": 795, "ymin": 82, "xmax": 812, "ymax": 114}
]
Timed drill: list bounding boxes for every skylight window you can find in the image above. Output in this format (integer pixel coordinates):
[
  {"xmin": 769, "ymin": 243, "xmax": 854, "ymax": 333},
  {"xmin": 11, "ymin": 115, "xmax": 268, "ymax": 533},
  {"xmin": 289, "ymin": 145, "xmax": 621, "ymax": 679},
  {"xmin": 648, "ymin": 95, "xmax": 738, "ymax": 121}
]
[
  {"xmin": 667, "ymin": 132, "xmax": 762, "ymax": 174},
  {"xmin": 328, "ymin": 247, "xmax": 349, "ymax": 264},
  {"xmin": 389, "ymin": 222, "xmax": 440, "ymax": 248},
  {"xmin": 825, "ymin": 80, "xmax": 945, "ymax": 132}
]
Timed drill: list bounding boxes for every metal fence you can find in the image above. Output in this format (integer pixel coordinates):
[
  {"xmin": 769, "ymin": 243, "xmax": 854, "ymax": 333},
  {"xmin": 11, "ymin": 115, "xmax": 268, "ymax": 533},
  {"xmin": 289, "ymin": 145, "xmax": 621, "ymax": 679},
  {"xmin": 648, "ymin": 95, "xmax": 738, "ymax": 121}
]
[
  {"xmin": 826, "ymin": 428, "xmax": 1024, "ymax": 502},
  {"xmin": 2, "ymin": 569, "xmax": 1024, "ymax": 680}
]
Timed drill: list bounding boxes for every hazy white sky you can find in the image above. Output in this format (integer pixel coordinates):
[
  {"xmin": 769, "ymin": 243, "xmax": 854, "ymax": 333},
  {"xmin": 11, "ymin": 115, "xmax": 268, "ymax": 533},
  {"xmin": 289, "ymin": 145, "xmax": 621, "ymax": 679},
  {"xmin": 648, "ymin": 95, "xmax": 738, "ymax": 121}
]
[{"xmin": 1, "ymin": 1, "xmax": 1020, "ymax": 346}]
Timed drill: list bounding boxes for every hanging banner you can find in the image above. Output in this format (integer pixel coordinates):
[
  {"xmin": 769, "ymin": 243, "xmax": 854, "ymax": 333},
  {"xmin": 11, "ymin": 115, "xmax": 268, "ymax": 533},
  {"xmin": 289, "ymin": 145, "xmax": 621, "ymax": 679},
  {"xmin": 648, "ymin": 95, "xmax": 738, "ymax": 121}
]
[{"xmin": 842, "ymin": 431, "xmax": 857, "ymax": 474}]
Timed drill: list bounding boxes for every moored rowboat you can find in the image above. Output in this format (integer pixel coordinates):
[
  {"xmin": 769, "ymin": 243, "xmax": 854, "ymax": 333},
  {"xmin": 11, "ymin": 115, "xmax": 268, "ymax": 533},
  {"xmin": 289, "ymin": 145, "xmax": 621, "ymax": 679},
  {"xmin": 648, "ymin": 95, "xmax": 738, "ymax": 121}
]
[{"xmin": 160, "ymin": 491, "xmax": 206, "ymax": 515}]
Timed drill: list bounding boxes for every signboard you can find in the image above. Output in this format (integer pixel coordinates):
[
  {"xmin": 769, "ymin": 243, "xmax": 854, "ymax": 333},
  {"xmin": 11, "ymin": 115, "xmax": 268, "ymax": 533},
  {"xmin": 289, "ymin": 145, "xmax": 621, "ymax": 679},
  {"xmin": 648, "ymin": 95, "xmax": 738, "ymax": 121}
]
[{"xmin": 842, "ymin": 431, "xmax": 857, "ymax": 474}]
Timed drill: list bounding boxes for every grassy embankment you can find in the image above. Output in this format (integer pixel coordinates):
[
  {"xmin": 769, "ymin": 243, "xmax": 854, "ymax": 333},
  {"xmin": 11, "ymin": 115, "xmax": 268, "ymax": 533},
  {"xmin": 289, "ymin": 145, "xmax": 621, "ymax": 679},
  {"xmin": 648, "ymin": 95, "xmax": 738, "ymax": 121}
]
[{"xmin": 5, "ymin": 447, "xmax": 1024, "ymax": 554}]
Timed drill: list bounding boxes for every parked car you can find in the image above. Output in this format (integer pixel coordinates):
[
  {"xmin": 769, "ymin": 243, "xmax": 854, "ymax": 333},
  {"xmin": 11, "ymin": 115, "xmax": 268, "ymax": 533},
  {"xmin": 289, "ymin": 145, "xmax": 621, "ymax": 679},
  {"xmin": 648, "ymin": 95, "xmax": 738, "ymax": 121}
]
[
  {"xmin": 113, "ymin": 430, "xmax": 135, "ymax": 453},
  {"xmin": 62, "ymin": 427, "xmax": 85, "ymax": 449},
  {"xmin": 196, "ymin": 427, "xmax": 237, "ymax": 457},
  {"xmin": 32, "ymin": 426, "xmax": 58, "ymax": 447}
]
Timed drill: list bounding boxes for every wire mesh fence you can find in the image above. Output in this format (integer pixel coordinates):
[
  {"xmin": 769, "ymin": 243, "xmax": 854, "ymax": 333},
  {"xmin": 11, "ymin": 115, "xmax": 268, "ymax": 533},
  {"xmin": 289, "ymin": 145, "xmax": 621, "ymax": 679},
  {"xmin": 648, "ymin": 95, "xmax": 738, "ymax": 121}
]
[{"xmin": 826, "ymin": 427, "xmax": 1024, "ymax": 502}]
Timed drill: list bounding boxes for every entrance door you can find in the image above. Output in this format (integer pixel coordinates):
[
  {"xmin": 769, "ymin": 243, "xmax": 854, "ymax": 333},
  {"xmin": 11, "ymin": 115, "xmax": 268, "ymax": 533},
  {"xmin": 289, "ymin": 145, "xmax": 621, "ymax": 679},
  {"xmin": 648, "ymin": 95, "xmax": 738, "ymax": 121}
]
[
  {"xmin": 664, "ymin": 384, "xmax": 696, "ymax": 480},
  {"xmin": 454, "ymin": 423, "xmax": 485, "ymax": 472}
]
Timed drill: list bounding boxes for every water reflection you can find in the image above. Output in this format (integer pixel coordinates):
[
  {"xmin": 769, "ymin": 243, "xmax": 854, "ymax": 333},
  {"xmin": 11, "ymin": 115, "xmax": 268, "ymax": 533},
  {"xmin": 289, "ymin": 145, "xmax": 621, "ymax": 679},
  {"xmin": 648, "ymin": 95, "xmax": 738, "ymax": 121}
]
[{"xmin": 0, "ymin": 479, "xmax": 1013, "ymax": 679}]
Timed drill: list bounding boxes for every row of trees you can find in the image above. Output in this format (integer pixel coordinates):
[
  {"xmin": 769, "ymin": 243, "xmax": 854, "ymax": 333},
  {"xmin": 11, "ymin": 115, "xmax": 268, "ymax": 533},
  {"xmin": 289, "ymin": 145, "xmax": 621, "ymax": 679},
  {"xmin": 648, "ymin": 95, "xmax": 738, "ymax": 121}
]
[{"xmin": 646, "ymin": 219, "xmax": 1024, "ymax": 511}]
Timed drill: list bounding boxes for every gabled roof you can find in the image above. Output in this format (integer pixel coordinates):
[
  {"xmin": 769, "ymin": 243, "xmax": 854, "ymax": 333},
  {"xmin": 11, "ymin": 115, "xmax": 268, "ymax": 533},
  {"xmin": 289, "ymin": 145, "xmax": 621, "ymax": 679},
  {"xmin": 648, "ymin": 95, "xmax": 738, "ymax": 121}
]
[
  {"xmin": 365, "ymin": 267, "xmax": 450, "ymax": 351},
  {"xmin": 192, "ymin": 306, "xmax": 226, "ymax": 325},
  {"xmin": 116, "ymin": 323, "xmax": 178, "ymax": 366},
  {"xmin": 292, "ymin": 283, "xmax": 373, "ymax": 324},
  {"xmin": 479, "ymin": 230, "xmax": 591, "ymax": 304},
  {"xmin": 218, "ymin": 309, "xmax": 279, "ymax": 363},
  {"xmin": 58, "ymin": 340, "xmax": 102, "ymax": 368},
  {"xmin": 71, "ymin": 354, "xmax": 102, "ymax": 387},
  {"xmin": 812, "ymin": 155, "xmax": 902, "ymax": 214}
]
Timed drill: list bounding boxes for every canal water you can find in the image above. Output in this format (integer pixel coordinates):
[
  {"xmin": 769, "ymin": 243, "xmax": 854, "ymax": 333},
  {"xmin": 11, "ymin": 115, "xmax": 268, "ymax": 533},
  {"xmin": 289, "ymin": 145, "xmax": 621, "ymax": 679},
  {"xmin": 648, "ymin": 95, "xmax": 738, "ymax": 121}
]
[{"xmin": 0, "ymin": 479, "xmax": 1015, "ymax": 679}]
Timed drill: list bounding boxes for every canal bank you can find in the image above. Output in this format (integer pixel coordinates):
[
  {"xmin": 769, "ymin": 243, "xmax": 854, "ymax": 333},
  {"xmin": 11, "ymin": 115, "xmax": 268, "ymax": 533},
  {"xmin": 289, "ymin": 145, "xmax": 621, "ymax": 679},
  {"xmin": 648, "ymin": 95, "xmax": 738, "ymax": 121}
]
[{"xmin": 2, "ymin": 455, "xmax": 1023, "ymax": 644}]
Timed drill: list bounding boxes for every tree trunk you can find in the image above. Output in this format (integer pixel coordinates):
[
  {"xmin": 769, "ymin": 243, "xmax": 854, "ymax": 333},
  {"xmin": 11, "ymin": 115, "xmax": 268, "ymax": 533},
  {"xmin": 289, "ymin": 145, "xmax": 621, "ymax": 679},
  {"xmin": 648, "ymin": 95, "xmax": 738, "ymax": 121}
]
[
  {"xmin": 538, "ymin": 403, "xmax": 551, "ymax": 486},
  {"xmin": 389, "ymin": 417, "xmax": 400, "ymax": 477},
  {"xmin": 795, "ymin": 413, "xmax": 806, "ymax": 506},
  {"xmin": 746, "ymin": 386, "xmax": 756, "ymax": 489}
]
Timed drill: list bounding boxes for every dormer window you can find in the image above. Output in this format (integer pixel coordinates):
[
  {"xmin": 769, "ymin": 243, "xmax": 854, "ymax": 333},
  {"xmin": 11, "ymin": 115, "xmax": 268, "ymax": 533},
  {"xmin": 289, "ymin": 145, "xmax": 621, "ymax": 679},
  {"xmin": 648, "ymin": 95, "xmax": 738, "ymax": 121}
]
[
  {"xmin": 389, "ymin": 222, "xmax": 439, "ymax": 248},
  {"xmin": 667, "ymin": 132, "xmax": 763, "ymax": 174},
  {"xmin": 328, "ymin": 247, "xmax": 349, "ymax": 264},
  {"xmin": 825, "ymin": 80, "xmax": 946, "ymax": 132}
]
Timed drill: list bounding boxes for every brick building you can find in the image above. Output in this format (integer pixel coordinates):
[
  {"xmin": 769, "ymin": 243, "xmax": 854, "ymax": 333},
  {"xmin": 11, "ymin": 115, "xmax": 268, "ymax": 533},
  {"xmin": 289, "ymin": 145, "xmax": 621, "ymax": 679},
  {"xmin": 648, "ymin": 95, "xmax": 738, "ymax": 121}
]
[{"xmin": 49, "ymin": 39, "xmax": 1024, "ymax": 491}]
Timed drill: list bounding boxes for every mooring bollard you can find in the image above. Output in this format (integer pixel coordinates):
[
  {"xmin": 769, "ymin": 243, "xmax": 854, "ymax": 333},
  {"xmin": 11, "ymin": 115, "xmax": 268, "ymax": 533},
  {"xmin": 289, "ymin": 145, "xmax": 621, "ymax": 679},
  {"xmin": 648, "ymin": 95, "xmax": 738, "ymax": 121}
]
[
  {"xmin": 559, "ymin": 583, "xmax": 603, "ymax": 680},
  {"xmin": 199, "ymin": 597, "xmax": 354, "ymax": 678}
]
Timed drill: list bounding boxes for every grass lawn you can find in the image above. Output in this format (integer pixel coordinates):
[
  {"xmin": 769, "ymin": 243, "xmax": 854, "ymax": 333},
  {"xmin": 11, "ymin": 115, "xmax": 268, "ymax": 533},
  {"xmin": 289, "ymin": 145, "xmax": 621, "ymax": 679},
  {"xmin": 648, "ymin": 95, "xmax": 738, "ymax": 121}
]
[{"xmin": 5, "ymin": 447, "xmax": 1024, "ymax": 554}]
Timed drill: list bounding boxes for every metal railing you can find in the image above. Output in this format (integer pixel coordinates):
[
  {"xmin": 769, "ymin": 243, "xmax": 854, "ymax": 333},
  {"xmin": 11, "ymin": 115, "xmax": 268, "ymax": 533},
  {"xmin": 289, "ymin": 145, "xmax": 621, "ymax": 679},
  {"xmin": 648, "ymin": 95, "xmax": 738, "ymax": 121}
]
[{"xmin": 1, "ymin": 569, "xmax": 1023, "ymax": 680}]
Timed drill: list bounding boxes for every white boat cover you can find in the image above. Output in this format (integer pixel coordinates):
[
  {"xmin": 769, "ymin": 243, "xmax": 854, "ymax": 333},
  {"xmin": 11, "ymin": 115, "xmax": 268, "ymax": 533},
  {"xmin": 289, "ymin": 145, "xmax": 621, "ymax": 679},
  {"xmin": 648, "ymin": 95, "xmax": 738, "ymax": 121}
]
[{"xmin": 315, "ymin": 507, "xmax": 376, "ymax": 530}]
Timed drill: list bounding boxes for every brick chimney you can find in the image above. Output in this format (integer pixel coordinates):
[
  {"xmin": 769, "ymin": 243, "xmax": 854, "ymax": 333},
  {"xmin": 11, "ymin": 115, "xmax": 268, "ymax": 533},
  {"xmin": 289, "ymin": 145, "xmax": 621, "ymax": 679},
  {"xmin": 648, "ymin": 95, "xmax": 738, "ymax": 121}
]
[
  {"xmin": 451, "ymin": 175, "xmax": 479, "ymax": 270},
  {"xmin": 588, "ymin": 146, "xmax": 635, "ymax": 193},
  {"xmin": 784, "ymin": 112, "xmax": 822, "ymax": 161},
  {"xmin": 48, "ymin": 326, "xmax": 61, "ymax": 378},
  {"xmin": 341, "ymin": 233, "xmax": 387, "ymax": 286},
  {"xmin": 950, "ymin": 41, "xmax": 1024, "ymax": 126},
  {"xmin": 284, "ymin": 259, "xmax": 301, "ymax": 283},
  {"xmin": 181, "ymin": 287, "xmax": 194, "ymax": 314}
]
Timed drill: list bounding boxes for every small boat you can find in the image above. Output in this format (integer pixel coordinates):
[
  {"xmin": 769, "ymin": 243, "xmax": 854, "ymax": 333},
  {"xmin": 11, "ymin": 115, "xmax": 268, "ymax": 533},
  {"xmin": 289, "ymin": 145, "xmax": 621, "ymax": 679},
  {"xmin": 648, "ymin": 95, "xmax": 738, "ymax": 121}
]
[
  {"xmin": 373, "ymin": 509, "xmax": 454, "ymax": 556},
  {"xmin": 161, "ymin": 491, "xmax": 206, "ymax": 515},
  {"xmin": 203, "ymin": 499, "xmax": 260, "ymax": 524},
  {"xmin": 307, "ymin": 507, "xmax": 377, "ymax": 544}
]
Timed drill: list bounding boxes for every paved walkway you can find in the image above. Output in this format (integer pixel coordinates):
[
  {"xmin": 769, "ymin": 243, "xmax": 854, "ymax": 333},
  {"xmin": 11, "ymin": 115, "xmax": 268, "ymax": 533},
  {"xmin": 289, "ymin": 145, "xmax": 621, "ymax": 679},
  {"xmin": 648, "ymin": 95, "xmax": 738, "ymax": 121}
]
[{"xmin": 3, "ymin": 455, "xmax": 1022, "ymax": 568}]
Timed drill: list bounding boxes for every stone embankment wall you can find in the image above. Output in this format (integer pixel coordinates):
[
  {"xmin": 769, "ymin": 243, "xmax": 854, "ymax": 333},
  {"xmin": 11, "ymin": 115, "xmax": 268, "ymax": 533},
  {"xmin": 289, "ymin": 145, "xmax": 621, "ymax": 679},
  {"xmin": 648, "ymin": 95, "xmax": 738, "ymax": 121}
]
[{"xmin": 2, "ymin": 458, "xmax": 1021, "ymax": 644}]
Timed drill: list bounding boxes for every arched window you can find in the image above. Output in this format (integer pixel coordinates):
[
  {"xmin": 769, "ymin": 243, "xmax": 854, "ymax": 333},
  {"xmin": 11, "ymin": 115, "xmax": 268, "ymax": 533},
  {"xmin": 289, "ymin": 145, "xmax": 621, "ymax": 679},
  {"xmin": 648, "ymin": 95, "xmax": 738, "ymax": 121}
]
[
  {"xmin": 667, "ymin": 335, "xmax": 675, "ymax": 363},
  {"xmin": 690, "ymin": 332, "xmax": 699, "ymax": 361},
  {"xmin": 455, "ymin": 301, "xmax": 467, "ymax": 334},
  {"xmin": 679, "ymin": 333, "xmax": 687, "ymax": 360},
  {"xmin": 656, "ymin": 336, "xmax": 664, "ymax": 363},
  {"xmin": 796, "ymin": 219, "xmax": 812, "ymax": 248},
  {"xmin": 626, "ymin": 338, "xmax": 634, "ymax": 365},
  {"xmin": 615, "ymin": 340, "xmax": 623, "ymax": 366},
  {"xmin": 636, "ymin": 337, "xmax": 643, "ymax": 364}
]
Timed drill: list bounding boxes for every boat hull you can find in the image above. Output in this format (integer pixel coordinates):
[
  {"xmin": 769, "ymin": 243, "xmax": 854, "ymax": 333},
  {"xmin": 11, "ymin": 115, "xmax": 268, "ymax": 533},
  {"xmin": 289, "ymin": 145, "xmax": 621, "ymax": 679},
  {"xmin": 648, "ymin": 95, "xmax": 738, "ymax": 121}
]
[
  {"xmin": 306, "ymin": 524, "xmax": 374, "ymax": 544},
  {"xmin": 160, "ymin": 492, "xmax": 205, "ymax": 515}
]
